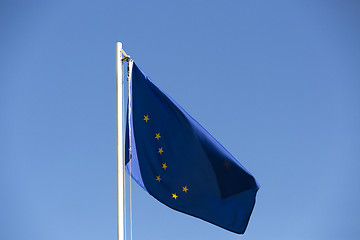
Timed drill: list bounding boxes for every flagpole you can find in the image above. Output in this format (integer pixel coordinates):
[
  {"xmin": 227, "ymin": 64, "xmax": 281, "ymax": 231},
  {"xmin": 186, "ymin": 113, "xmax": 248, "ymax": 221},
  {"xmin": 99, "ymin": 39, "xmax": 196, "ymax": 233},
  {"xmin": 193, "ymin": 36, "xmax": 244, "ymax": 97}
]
[{"xmin": 116, "ymin": 42, "xmax": 125, "ymax": 240}]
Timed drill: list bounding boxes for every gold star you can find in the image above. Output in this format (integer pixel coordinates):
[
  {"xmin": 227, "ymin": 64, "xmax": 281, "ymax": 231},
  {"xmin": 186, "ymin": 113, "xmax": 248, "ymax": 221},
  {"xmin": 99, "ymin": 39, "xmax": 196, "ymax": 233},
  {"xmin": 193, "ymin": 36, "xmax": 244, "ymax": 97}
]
[
  {"xmin": 162, "ymin": 163, "xmax": 167, "ymax": 170},
  {"xmin": 172, "ymin": 193, "xmax": 178, "ymax": 199},
  {"xmin": 182, "ymin": 186, "xmax": 189, "ymax": 193},
  {"xmin": 158, "ymin": 147, "xmax": 164, "ymax": 155},
  {"xmin": 143, "ymin": 115, "xmax": 149, "ymax": 122},
  {"xmin": 156, "ymin": 176, "xmax": 161, "ymax": 182},
  {"xmin": 155, "ymin": 133, "xmax": 161, "ymax": 140}
]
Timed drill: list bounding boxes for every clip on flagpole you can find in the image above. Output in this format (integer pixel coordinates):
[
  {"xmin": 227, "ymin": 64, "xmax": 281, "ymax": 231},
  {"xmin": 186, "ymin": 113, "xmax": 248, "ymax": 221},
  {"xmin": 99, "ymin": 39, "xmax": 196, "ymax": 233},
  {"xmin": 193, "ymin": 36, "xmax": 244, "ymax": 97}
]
[{"xmin": 121, "ymin": 49, "xmax": 130, "ymax": 62}]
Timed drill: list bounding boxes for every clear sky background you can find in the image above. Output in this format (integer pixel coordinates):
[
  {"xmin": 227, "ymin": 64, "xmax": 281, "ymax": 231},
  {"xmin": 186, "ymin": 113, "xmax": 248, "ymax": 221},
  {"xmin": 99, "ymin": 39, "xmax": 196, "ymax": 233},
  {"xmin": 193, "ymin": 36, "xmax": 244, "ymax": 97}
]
[{"xmin": 1, "ymin": 0, "xmax": 359, "ymax": 240}]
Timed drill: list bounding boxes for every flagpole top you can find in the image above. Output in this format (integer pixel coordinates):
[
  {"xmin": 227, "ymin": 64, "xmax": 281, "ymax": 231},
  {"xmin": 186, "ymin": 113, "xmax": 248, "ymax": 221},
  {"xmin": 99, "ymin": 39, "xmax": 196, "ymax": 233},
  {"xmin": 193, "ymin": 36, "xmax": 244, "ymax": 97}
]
[{"xmin": 117, "ymin": 42, "xmax": 130, "ymax": 61}]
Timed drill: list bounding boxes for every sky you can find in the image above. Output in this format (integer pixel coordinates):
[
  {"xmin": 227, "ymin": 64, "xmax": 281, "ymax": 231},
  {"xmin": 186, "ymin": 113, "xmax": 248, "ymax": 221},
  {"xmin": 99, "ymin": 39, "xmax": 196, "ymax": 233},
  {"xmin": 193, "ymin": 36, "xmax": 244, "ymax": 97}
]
[{"xmin": 1, "ymin": 0, "xmax": 360, "ymax": 240}]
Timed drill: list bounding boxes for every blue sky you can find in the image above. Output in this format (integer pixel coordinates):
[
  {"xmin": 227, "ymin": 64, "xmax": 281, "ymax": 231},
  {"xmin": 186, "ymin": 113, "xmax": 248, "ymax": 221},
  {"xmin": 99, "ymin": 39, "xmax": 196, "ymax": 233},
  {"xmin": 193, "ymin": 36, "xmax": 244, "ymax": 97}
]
[{"xmin": 1, "ymin": 0, "xmax": 359, "ymax": 239}]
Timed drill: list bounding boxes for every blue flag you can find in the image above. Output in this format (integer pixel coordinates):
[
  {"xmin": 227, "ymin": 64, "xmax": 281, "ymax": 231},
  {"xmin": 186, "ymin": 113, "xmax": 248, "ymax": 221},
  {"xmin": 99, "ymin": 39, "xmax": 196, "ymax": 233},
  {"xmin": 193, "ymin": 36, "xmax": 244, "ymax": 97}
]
[{"xmin": 125, "ymin": 62, "xmax": 259, "ymax": 234}]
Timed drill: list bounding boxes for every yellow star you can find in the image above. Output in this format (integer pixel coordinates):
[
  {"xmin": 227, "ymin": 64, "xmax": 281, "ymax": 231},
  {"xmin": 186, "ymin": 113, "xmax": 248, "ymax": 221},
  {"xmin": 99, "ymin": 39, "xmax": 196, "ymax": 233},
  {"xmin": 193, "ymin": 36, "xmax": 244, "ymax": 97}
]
[
  {"xmin": 143, "ymin": 115, "xmax": 149, "ymax": 122},
  {"xmin": 182, "ymin": 186, "xmax": 189, "ymax": 193},
  {"xmin": 158, "ymin": 147, "xmax": 164, "ymax": 155},
  {"xmin": 156, "ymin": 176, "xmax": 161, "ymax": 182},
  {"xmin": 162, "ymin": 163, "xmax": 167, "ymax": 170},
  {"xmin": 172, "ymin": 193, "xmax": 178, "ymax": 200},
  {"xmin": 155, "ymin": 133, "xmax": 161, "ymax": 140}
]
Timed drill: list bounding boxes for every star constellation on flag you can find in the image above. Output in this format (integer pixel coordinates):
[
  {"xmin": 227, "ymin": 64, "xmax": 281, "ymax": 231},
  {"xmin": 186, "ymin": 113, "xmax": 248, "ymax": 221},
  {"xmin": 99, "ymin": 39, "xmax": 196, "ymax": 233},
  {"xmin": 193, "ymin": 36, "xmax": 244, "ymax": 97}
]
[{"xmin": 144, "ymin": 114, "xmax": 190, "ymax": 200}]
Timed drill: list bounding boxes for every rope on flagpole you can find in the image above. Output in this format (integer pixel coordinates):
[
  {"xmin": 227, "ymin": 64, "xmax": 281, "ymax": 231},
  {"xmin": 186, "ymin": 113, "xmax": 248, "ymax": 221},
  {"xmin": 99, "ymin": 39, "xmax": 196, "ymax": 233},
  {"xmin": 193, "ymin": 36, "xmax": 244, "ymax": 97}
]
[
  {"xmin": 127, "ymin": 59, "xmax": 134, "ymax": 240},
  {"xmin": 121, "ymin": 57, "xmax": 127, "ymax": 240}
]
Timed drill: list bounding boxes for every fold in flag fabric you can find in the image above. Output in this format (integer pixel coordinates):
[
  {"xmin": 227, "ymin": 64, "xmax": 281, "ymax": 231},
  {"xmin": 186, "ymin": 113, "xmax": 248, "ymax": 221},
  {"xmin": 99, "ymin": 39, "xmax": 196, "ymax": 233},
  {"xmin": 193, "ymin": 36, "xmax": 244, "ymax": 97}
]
[{"xmin": 125, "ymin": 62, "xmax": 259, "ymax": 234}]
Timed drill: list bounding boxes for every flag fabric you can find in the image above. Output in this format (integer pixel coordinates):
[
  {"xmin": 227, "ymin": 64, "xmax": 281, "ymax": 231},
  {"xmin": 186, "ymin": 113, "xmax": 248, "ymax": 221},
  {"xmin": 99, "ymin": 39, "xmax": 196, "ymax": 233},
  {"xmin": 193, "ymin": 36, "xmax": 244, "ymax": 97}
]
[{"xmin": 125, "ymin": 61, "xmax": 259, "ymax": 234}]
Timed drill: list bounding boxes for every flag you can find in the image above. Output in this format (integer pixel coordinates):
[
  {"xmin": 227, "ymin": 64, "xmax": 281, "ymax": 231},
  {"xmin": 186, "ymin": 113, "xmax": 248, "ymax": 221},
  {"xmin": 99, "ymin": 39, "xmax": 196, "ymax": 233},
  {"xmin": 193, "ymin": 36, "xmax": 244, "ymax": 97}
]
[{"xmin": 125, "ymin": 62, "xmax": 259, "ymax": 234}]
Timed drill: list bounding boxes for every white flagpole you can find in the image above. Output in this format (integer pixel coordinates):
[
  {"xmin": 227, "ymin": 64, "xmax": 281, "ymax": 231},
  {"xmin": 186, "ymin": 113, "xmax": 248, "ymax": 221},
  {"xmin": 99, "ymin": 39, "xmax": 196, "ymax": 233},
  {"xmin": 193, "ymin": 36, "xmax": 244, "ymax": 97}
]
[{"xmin": 116, "ymin": 42, "xmax": 125, "ymax": 240}]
